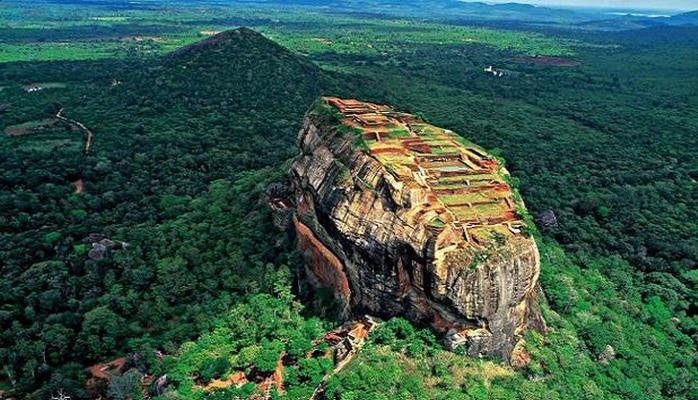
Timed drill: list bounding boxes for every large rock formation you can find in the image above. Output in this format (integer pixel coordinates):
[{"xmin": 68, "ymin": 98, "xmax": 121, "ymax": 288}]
[{"xmin": 289, "ymin": 97, "xmax": 545, "ymax": 362}]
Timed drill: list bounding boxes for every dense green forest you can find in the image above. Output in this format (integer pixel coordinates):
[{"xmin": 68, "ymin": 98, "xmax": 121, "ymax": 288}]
[
  {"xmin": 0, "ymin": 29, "xmax": 347, "ymax": 397},
  {"xmin": 0, "ymin": 1, "xmax": 696, "ymax": 399}
]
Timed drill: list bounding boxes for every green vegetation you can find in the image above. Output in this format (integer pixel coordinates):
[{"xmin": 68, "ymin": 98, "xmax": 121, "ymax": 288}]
[
  {"xmin": 427, "ymin": 217, "xmax": 446, "ymax": 229},
  {"xmin": 0, "ymin": 42, "xmax": 120, "ymax": 63},
  {"xmin": 3, "ymin": 118, "xmax": 60, "ymax": 135},
  {"xmin": 326, "ymin": 241, "xmax": 696, "ymax": 400},
  {"xmin": 0, "ymin": 1, "xmax": 696, "ymax": 399},
  {"xmin": 157, "ymin": 291, "xmax": 333, "ymax": 399},
  {"xmin": 452, "ymin": 201, "xmax": 509, "ymax": 220},
  {"xmin": 0, "ymin": 2, "xmax": 576, "ymax": 64},
  {"xmin": 268, "ymin": 19, "xmax": 575, "ymax": 58},
  {"xmin": 0, "ymin": 27, "xmax": 338, "ymax": 399},
  {"xmin": 438, "ymin": 190, "xmax": 498, "ymax": 205},
  {"xmin": 336, "ymin": 124, "xmax": 369, "ymax": 151},
  {"xmin": 387, "ymin": 127, "xmax": 411, "ymax": 138}
]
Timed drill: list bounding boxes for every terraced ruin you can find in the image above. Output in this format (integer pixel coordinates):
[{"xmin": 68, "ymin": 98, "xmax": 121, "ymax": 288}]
[{"xmin": 326, "ymin": 97, "xmax": 527, "ymax": 249}]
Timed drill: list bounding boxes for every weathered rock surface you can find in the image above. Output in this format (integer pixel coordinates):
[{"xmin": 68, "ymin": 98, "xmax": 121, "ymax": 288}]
[
  {"xmin": 536, "ymin": 209, "xmax": 558, "ymax": 228},
  {"xmin": 597, "ymin": 345, "xmax": 616, "ymax": 365},
  {"xmin": 289, "ymin": 97, "xmax": 545, "ymax": 362},
  {"xmin": 85, "ymin": 234, "xmax": 129, "ymax": 260}
]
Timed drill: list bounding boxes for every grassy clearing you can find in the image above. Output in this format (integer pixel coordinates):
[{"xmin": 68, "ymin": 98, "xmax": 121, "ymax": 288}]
[
  {"xmin": 266, "ymin": 18, "xmax": 576, "ymax": 57},
  {"xmin": 0, "ymin": 34, "xmax": 202, "ymax": 63},
  {"xmin": 4, "ymin": 118, "xmax": 60, "ymax": 136},
  {"xmin": 434, "ymin": 180, "xmax": 494, "ymax": 190},
  {"xmin": 441, "ymin": 174, "xmax": 496, "ymax": 182},
  {"xmin": 470, "ymin": 224, "xmax": 513, "ymax": 242},
  {"xmin": 17, "ymin": 137, "xmax": 81, "ymax": 152},
  {"xmin": 451, "ymin": 201, "xmax": 508, "ymax": 220},
  {"xmin": 0, "ymin": 42, "xmax": 121, "ymax": 63},
  {"xmin": 429, "ymin": 146, "xmax": 460, "ymax": 155},
  {"xmin": 413, "ymin": 124, "xmax": 442, "ymax": 138},
  {"xmin": 438, "ymin": 190, "xmax": 498, "ymax": 205},
  {"xmin": 23, "ymin": 82, "xmax": 67, "ymax": 91},
  {"xmin": 388, "ymin": 128, "xmax": 412, "ymax": 138}
]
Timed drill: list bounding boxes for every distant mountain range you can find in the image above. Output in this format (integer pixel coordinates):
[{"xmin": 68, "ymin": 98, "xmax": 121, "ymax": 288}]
[
  {"xmin": 241, "ymin": 0, "xmax": 696, "ymax": 29},
  {"xmin": 666, "ymin": 10, "xmax": 698, "ymax": 25},
  {"xmin": 578, "ymin": 9, "xmax": 698, "ymax": 30},
  {"xmin": 41, "ymin": 0, "xmax": 698, "ymax": 31}
]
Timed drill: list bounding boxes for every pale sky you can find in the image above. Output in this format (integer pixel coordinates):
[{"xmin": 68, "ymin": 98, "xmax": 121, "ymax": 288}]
[{"xmin": 485, "ymin": 0, "xmax": 697, "ymax": 11}]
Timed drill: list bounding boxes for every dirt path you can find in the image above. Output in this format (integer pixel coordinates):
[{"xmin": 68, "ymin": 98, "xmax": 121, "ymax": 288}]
[
  {"xmin": 309, "ymin": 319, "xmax": 378, "ymax": 400},
  {"xmin": 56, "ymin": 108, "xmax": 94, "ymax": 154}
]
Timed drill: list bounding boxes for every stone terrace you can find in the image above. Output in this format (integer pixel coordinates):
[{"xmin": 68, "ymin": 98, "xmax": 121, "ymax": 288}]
[{"xmin": 325, "ymin": 96, "xmax": 527, "ymax": 248}]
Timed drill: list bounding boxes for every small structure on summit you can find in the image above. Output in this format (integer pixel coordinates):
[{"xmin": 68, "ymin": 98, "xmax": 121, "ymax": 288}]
[{"xmin": 289, "ymin": 97, "xmax": 545, "ymax": 362}]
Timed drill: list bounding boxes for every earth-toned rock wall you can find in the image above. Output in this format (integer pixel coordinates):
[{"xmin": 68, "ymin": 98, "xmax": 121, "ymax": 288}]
[{"xmin": 289, "ymin": 97, "xmax": 545, "ymax": 362}]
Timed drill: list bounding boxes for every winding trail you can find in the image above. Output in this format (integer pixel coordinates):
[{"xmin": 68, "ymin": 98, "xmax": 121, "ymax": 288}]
[
  {"xmin": 309, "ymin": 318, "xmax": 379, "ymax": 400},
  {"xmin": 56, "ymin": 108, "xmax": 94, "ymax": 154}
]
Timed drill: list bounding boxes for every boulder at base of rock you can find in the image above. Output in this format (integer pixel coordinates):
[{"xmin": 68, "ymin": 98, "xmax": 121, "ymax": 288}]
[
  {"xmin": 535, "ymin": 210, "xmax": 558, "ymax": 228},
  {"xmin": 88, "ymin": 243, "xmax": 108, "ymax": 261}
]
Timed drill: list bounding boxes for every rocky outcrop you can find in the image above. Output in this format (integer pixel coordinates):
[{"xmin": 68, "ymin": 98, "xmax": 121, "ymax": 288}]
[
  {"xmin": 536, "ymin": 209, "xmax": 558, "ymax": 228},
  {"xmin": 84, "ymin": 234, "xmax": 129, "ymax": 261},
  {"xmin": 289, "ymin": 97, "xmax": 545, "ymax": 362}
]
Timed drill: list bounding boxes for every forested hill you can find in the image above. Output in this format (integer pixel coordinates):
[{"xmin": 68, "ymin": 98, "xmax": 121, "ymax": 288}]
[
  {"xmin": 0, "ymin": 27, "xmax": 349, "ymax": 398},
  {"xmin": 108, "ymin": 27, "xmax": 334, "ymax": 158},
  {"xmin": 157, "ymin": 27, "xmax": 332, "ymax": 115}
]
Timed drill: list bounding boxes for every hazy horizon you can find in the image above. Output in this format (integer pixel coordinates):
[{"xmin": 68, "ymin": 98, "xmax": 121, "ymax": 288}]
[{"xmin": 480, "ymin": 0, "xmax": 696, "ymax": 11}]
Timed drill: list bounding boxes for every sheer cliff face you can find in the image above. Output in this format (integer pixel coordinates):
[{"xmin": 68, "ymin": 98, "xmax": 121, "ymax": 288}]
[{"xmin": 290, "ymin": 97, "xmax": 545, "ymax": 361}]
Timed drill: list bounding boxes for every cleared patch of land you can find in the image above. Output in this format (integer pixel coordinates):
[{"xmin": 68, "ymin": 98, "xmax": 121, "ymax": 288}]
[
  {"xmin": 23, "ymin": 82, "xmax": 67, "ymax": 92},
  {"xmin": 4, "ymin": 118, "xmax": 63, "ymax": 136},
  {"xmin": 513, "ymin": 55, "xmax": 581, "ymax": 66}
]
